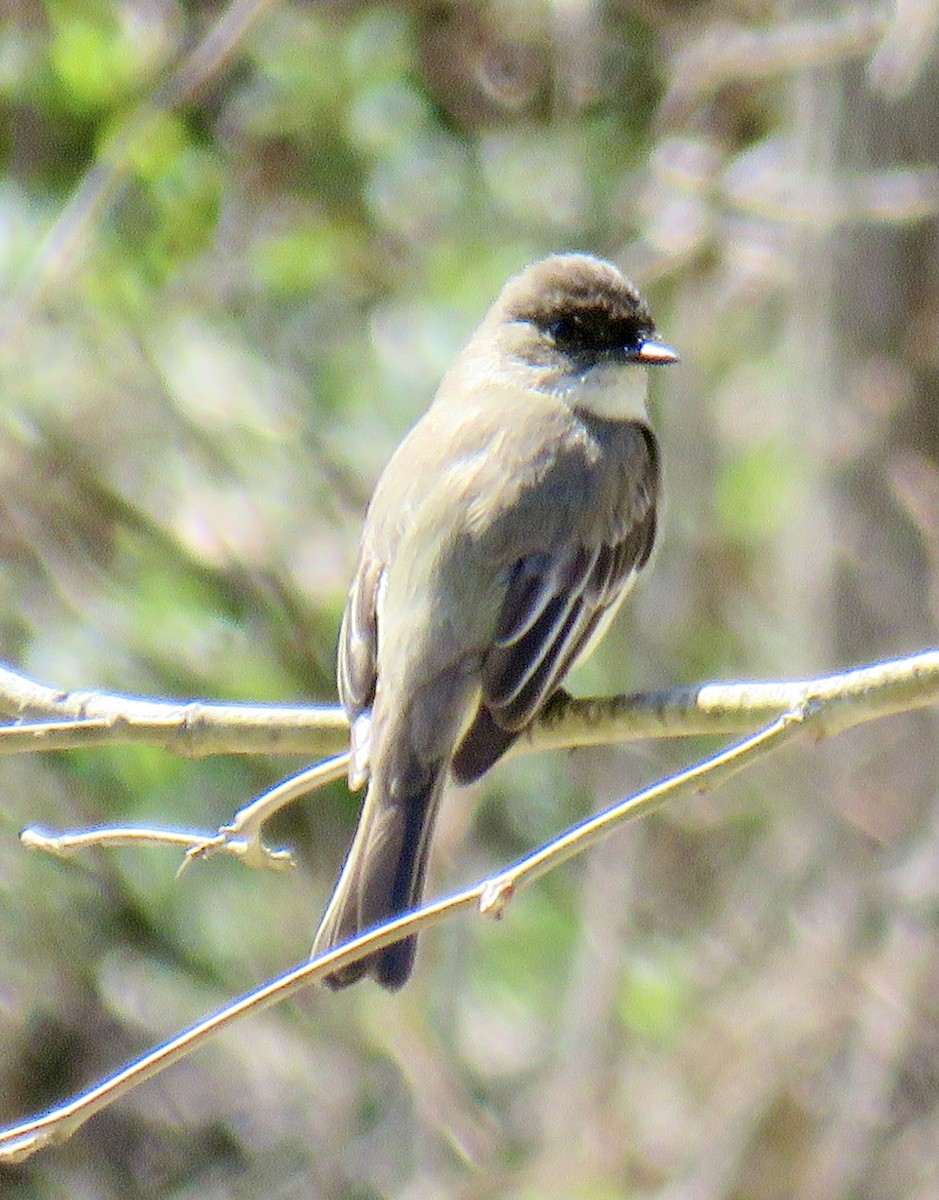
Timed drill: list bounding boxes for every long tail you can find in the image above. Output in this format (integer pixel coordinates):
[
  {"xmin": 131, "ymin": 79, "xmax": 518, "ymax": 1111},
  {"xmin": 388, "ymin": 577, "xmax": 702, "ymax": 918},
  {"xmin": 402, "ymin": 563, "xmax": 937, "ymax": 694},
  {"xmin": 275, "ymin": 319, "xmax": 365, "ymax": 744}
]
[{"xmin": 311, "ymin": 769, "xmax": 445, "ymax": 989}]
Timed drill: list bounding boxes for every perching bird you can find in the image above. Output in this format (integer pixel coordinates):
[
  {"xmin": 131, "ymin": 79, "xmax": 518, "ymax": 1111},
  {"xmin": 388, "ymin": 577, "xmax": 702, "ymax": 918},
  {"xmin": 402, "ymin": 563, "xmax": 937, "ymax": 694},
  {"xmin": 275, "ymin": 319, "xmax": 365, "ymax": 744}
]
[{"xmin": 312, "ymin": 253, "xmax": 677, "ymax": 988}]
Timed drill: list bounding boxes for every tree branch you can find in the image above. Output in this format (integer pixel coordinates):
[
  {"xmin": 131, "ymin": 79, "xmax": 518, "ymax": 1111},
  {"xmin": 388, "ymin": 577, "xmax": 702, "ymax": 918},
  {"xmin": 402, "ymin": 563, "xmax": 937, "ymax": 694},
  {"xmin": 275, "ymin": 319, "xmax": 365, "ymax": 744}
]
[
  {"xmin": 2, "ymin": 649, "xmax": 938, "ymax": 1159},
  {"xmin": 11, "ymin": 650, "xmax": 938, "ymax": 869},
  {"xmin": 0, "ymin": 703, "xmax": 814, "ymax": 1164},
  {"xmin": 2, "ymin": 649, "xmax": 937, "ymax": 759}
]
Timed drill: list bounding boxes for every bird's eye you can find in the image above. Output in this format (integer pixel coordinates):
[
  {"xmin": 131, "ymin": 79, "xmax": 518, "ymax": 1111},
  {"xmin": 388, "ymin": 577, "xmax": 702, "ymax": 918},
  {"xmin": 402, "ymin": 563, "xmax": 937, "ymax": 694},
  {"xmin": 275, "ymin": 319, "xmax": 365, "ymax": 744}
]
[
  {"xmin": 548, "ymin": 315, "xmax": 581, "ymax": 343},
  {"xmin": 541, "ymin": 308, "xmax": 651, "ymax": 360},
  {"xmin": 549, "ymin": 311, "xmax": 617, "ymax": 354}
]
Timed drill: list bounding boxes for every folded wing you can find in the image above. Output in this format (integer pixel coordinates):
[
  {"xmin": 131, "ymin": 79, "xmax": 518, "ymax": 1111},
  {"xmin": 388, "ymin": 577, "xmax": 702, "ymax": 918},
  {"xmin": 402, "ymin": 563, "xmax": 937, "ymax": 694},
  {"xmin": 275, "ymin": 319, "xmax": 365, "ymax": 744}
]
[{"xmin": 451, "ymin": 504, "xmax": 656, "ymax": 784}]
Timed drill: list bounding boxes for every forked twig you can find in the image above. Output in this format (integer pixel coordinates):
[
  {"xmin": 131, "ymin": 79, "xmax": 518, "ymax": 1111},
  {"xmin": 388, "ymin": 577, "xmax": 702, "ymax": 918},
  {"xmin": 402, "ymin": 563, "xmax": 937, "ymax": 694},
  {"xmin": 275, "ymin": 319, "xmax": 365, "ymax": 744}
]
[
  {"xmin": 0, "ymin": 704, "xmax": 813, "ymax": 1164},
  {"xmin": 13, "ymin": 650, "xmax": 939, "ymax": 870}
]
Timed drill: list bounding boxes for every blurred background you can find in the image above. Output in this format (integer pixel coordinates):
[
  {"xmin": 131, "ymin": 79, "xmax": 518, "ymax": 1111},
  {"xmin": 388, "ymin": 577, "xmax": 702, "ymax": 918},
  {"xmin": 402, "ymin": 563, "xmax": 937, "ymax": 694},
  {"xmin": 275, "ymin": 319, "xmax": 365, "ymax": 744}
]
[{"xmin": 1, "ymin": 0, "xmax": 938, "ymax": 1196}]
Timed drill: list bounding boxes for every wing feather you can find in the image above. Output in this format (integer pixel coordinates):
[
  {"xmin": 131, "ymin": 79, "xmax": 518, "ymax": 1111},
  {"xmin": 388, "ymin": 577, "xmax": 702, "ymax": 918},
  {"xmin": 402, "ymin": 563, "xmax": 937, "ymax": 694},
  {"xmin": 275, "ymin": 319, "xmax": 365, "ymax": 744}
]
[
  {"xmin": 337, "ymin": 554, "xmax": 383, "ymax": 719},
  {"xmin": 337, "ymin": 554, "xmax": 385, "ymax": 788},
  {"xmin": 494, "ymin": 548, "xmax": 594, "ymax": 647},
  {"xmin": 484, "ymin": 515, "xmax": 653, "ymax": 732},
  {"xmin": 488, "ymin": 547, "xmax": 599, "ymax": 700},
  {"xmin": 452, "ymin": 500, "xmax": 656, "ymax": 784}
]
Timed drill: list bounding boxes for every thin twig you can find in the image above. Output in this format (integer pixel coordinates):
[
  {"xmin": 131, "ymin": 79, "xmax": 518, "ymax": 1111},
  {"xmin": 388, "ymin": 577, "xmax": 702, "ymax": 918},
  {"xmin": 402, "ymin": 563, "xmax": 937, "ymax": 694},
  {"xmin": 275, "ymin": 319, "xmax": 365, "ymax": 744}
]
[
  {"xmin": 14, "ymin": 651, "xmax": 939, "ymax": 869},
  {"xmin": 0, "ymin": 704, "xmax": 812, "ymax": 1164},
  {"xmin": 179, "ymin": 754, "xmax": 351, "ymax": 873},
  {"xmin": 20, "ymin": 757, "xmax": 352, "ymax": 875}
]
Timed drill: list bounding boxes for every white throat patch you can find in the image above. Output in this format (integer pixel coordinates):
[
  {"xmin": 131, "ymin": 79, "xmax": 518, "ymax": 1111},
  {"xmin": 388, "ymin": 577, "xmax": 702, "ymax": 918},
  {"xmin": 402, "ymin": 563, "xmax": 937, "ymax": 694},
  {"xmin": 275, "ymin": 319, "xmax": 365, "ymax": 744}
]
[{"xmin": 561, "ymin": 362, "xmax": 649, "ymax": 422}]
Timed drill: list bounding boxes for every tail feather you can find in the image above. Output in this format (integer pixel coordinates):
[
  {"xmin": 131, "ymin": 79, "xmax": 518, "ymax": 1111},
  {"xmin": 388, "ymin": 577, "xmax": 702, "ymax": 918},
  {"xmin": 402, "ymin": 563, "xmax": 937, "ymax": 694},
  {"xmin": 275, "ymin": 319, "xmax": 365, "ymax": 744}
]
[{"xmin": 311, "ymin": 771, "xmax": 444, "ymax": 989}]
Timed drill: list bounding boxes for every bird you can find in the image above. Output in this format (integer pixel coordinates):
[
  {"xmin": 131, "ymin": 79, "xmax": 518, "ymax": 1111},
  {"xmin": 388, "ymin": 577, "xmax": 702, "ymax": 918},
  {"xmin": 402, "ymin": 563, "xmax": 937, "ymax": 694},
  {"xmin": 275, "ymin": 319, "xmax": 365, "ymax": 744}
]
[{"xmin": 311, "ymin": 252, "xmax": 677, "ymax": 988}]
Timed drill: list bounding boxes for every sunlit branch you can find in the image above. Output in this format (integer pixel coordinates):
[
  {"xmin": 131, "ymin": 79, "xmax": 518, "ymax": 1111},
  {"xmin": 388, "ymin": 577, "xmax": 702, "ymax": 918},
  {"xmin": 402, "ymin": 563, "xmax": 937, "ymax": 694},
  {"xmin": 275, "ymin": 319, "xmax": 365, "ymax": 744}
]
[
  {"xmin": 0, "ymin": 704, "xmax": 812, "ymax": 1164},
  {"xmin": 12, "ymin": 650, "xmax": 938, "ymax": 869},
  {"xmin": 3, "ymin": 651, "xmax": 937, "ymax": 759}
]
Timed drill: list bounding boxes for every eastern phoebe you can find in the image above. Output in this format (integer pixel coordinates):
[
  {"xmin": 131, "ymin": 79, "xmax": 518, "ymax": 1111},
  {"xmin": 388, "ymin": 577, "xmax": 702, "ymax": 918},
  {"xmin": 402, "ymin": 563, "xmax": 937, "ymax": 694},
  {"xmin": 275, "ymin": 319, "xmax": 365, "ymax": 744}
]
[{"xmin": 312, "ymin": 253, "xmax": 677, "ymax": 988}]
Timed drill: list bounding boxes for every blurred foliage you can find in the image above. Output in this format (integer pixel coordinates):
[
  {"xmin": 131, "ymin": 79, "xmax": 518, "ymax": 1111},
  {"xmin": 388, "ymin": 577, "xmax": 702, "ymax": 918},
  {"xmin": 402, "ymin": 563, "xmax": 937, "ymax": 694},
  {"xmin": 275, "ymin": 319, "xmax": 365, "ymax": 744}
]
[{"xmin": 1, "ymin": 0, "xmax": 939, "ymax": 1197}]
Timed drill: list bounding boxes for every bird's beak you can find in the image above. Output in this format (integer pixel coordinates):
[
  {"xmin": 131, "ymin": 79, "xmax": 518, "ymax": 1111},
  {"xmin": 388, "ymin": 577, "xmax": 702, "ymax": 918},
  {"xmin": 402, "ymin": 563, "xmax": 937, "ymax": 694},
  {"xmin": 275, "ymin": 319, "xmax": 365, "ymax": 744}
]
[{"xmin": 635, "ymin": 339, "xmax": 679, "ymax": 365}]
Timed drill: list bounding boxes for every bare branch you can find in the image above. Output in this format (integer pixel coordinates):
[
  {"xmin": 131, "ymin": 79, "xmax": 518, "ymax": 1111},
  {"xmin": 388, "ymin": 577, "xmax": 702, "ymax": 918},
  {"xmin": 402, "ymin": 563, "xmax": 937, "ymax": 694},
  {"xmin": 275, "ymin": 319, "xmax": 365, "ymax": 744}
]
[
  {"xmin": 0, "ymin": 704, "xmax": 811, "ymax": 1164},
  {"xmin": 12, "ymin": 650, "xmax": 939, "ymax": 868},
  {"xmin": 0, "ymin": 660, "xmax": 349, "ymax": 758},
  {"xmin": 180, "ymin": 755, "xmax": 350, "ymax": 872},
  {"xmin": 3, "ymin": 651, "xmax": 937, "ymax": 760},
  {"xmin": 525, "ymin": 648, "xmax": 939, "ymax": 752},
  {"xmin": 3, "ymin": 647, "xmax": 938, "ymax": 1158},
  {"xmin": 20, "ymin": 757, "xmax": 351, "ymax": 873}
]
